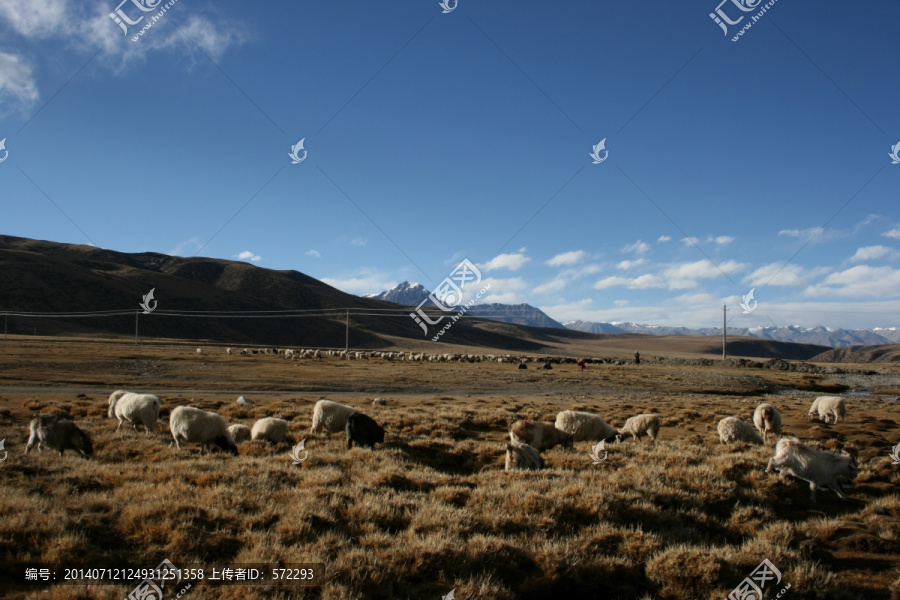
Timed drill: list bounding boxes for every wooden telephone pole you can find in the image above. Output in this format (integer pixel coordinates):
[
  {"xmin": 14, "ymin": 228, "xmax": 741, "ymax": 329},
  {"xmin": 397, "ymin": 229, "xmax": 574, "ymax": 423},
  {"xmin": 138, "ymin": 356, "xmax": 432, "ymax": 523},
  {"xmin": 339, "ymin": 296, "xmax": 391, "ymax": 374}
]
[{"xmin": 722, "ymin": 304, "xmax": 728, "ymax": 360}]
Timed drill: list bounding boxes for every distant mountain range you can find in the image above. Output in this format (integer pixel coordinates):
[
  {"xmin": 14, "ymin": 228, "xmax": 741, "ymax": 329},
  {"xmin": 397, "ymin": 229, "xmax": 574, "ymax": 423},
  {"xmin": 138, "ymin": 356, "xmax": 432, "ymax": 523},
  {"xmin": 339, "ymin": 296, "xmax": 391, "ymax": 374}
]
[
  {"xmin": 367, "ymin": 282, "xmax": 898, "ymax": 349},
  {"xmin": 564, "ymin": 321, "xmax": 900, "ymax": 348},
  {"xmin": 366, "ymin": 282, "xmax": 565, "ymax": 329}
]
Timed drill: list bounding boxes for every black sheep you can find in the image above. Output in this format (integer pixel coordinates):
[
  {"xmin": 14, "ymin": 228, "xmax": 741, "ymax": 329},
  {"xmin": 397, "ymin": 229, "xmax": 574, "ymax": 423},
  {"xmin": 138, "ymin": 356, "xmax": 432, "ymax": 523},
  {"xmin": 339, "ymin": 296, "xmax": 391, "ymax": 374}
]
[{"xmin": 345, "ymin": 413, "xmax": 385, "ymax": 450}]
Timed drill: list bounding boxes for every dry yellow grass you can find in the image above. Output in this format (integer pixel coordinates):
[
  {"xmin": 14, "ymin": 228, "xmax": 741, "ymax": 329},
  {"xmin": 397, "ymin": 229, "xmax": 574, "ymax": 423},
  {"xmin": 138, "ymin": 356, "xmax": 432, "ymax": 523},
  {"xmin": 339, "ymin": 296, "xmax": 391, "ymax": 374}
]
[{"xmin": 0, "ymin": 338, "xmax": 899, "ymax": 599}]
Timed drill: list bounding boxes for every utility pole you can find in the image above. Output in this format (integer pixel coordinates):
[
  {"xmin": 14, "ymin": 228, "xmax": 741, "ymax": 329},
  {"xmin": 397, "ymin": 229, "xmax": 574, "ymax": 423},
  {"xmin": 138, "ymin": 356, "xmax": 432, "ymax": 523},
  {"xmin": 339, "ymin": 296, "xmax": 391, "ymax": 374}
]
[
  {"xmin": 135, "ymin": 311, "xmax": 139, "ymax": 346},
  {"xmin": 722, "ymin": 303, "xmax": 728, "ymax": 360},
  {"xmin": 345, "ymin": 309, "xmax": 349, "ymax": 354}
]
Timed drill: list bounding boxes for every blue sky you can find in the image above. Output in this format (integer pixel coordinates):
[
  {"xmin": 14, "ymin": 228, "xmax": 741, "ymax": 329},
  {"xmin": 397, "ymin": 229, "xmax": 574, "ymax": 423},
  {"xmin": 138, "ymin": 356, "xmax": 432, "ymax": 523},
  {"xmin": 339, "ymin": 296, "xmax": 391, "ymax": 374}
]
[{"xmin": 1, "ymin": 0, "xmax": 898, "ymax": 329}]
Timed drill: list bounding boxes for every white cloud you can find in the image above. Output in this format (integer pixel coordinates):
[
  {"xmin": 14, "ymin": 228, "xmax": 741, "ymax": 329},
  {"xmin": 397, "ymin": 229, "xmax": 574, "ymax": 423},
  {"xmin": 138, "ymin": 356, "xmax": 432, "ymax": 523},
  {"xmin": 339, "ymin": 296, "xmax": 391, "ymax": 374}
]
[
  {"xmin": 168, "ymin": 237, "xmax": 201, "ymax": 256},
  {"xmin": 849, "ymin": 245, "xmax": 896, "ymax": 262},
  {"xmin": 622, "ymin": 240, "xmax": 650, "ymax": 255},
  {"xmin": 546, "ymin": 250, "xmax": 587, "ymax": 267},
  {"xmin": 805, "ymin": 265, "xmax": 900, "ymax": 298},
  {"xmin": 594, "ymin": 274, "xmax": 664, "ymax": 290},
  {"xmin": 743, "ymin": 263, "xmax": 821, "ymax": 287},
  {"xmin": 778, "ymin": 226, "xmax": 825, "ymax": 239},
  {"xmin": 533, "ymin": 277, "xmax": 568, "ymax": 295},
  {"xmin": 235, "ymin": 251, "xmax": 261, "ymax": 262},
  {"xmin": 305, "ymin": 249, "xmax": 321, "ymax": 258},
  {"xmin": 478, "ymin": 277, "xmax": 526, "ymax": 304},
  {"xmin": 0, "ymin": 0, "xmax": 69, "ymax": 38},
  {"xmin": 657, "ymin": 235, "xmax": 671, "ymax": 243},
  {"xmin": 882, "ymin": 228, "xmax": 900, "ymax": 240},
  {"xmin": 613, "ymin": 300, "xmax": 629, "ymax": 306},
  {"xmin": 661, "ymin": 259, "xmax": 745, "ymax": 289},
  {"xmin": 617, "ymin": 259, "xmax": 647, "ymax": 270},
  {"xmin": 0, "ymin": 51, "xmax": 39, "ymax": 110},
  {"xmin": 481, "ymin": 252, "xmax": 530, "ymax": 272},
  {"xmin": 594, "ymin": 276, "xmax": 629, "ymax": 290},
  {"xmin": 351, "ymin": 237, "xmax": 367, "ymax": 246},
  {"xmin": 680, "ymin": 236, "xmax": 699, "ymax": 246},
  {"xmin": 713, "ymin": 235, "xmax": 734, "ymax": 245}
]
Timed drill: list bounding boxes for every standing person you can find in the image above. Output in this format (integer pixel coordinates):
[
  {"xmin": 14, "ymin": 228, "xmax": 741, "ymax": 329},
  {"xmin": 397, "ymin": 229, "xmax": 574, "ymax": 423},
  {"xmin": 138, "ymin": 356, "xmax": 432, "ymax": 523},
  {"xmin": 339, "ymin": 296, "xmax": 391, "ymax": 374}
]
[
  {"xmin": 634, "ymin": 351, "xmax": 640, "ymax": 365},
  {"xmin": 577, "ymin": 359, "xmax": 585, "ymax": 371}
]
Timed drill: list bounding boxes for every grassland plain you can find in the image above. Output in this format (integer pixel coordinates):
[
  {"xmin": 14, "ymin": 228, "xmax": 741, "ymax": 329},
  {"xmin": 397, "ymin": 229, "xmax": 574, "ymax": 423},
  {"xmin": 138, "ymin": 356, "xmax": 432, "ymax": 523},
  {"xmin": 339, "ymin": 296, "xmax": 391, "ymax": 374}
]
[{"xmin": 0, "ymin": 338, "xmax": 899, "ymax": 599}]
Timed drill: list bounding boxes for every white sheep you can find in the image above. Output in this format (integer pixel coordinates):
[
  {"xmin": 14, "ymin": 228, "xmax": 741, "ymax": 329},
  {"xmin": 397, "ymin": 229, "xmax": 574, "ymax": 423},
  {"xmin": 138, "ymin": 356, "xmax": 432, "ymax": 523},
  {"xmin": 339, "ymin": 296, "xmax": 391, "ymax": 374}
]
[
  {"xmin": 310, "ymin": 399, "xmax": 357, "ymax": 435},
  {"xmin": 108, "ymin": 392, "xmax": 161, "ymax": 433},
  {"xmin": 236, "ymin": 396, "xmax": 253, "ymax": 405},
  {"xmin": 809, "ymin": 396, "xmax": 846, "ymax": 424},
  {"xmin": 226, "ymin": 348, "xmax": 232, "ymax": 355},
  {"xmin": 505, "ymin": 441, "xmax": 544, "ymax": 471},
  {"xmin": 615, "ymin": 413, "xmax": 660, "ymax": 444},
  {"xmin": 227, "ymin": 424, "xmax": 251, "ymax": 443},
  {"xmin": 373, "ymin": 397, "xmax": 386, "ymax": 406},
  {"xmin": 554, "ymin": 410, "xmax": 616, "ymax": 442},
  {"xmin": 196, "ymin": 348, "xmax": 202, "ymax": 354},
  {"xmin": 169, "ymin": 406, "xmax": 238, "ymax": 455},
  {"xmin": 25, "ymin": 414, "xmax": 94, "ymax": 458},
  {"xmin": 717, "ymin": 417, "xmax": 763, "ymax": 445},
  {"xmin": 509, "ymin": 421, "xmax": 574, "ymax": 452},
  {"xmin": 765, "ymin": 437, "xmax": 858, "ymax": 502},
  {"xmin": 753, "ymin": 403, "xmax": 782, "ymax": 443},
  {"xmin": 251, "ymin": 417, "xmax": 289, "ymax": 444}
]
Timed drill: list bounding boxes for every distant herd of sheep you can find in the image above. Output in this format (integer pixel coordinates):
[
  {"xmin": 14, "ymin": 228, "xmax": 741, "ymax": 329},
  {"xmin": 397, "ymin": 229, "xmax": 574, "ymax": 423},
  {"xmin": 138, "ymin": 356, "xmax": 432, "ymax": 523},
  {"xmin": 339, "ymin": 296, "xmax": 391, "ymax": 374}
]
[{"xmin": 22, "ymin": 390, "xmax": 857, "ymax": 503}]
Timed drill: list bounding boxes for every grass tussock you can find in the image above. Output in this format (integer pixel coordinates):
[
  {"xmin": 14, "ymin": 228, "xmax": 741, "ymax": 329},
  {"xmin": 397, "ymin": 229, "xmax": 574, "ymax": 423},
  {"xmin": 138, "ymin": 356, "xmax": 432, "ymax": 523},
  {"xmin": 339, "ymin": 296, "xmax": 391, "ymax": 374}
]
[{"xmin": 1, "ymin": 346, "xmax": 899, "ymax": 598}]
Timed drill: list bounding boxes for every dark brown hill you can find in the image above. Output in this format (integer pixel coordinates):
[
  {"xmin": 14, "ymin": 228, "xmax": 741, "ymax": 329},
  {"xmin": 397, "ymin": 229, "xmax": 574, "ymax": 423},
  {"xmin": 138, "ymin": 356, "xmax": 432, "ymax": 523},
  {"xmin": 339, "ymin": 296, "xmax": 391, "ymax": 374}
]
[{"xmin": 811, "ymin": 344, "xmax": 900, "ymax": 363}]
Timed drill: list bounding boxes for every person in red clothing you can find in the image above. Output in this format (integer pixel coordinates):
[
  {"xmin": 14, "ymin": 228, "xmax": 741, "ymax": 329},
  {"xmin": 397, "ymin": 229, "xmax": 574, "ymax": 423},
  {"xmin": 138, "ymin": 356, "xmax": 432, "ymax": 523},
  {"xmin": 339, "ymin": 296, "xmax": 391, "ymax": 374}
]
[{"xmin": 577, "ymin": 359, "xmax": 585, "ymax": 371}]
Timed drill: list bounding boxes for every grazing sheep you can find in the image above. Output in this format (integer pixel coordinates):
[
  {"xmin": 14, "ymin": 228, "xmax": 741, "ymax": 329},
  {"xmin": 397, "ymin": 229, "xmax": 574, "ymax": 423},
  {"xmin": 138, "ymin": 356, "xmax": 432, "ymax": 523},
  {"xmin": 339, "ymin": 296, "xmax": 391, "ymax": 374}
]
[
  {"xmin": 25, "ymin": 414, "xmax": 93, "ymax": 458},
  {"xmin": 251, "ymin": 417, "xmax": 289, "ymax": 444},
  {"xmin": 555, "ymin": 410, "xmax": 616, "ymax": 442},
  {"xmin": 753, "ymin": 403, "xmax": 782, "ymax": 443},
  {"xmin": 372, "ymin": 397, "xmax": 386, "ymax": 406},
  {"xmin": 517, "ymin": 363, "xmax": 527, "ymax": 370},
  {"xmin": 227, "ymin": 424, "xmax": 251, "ymax": 443},
  {"xmin": 109, "ymin": 392, "xmax": 161, "ymax": 433},
  {"xmin": 765, "ymin": 437, "xmax": 858, "ymax": 502},
  {"xmin": 809, "ymin": 396, "xmax": 846, "ymax": 424},
  {"xmin": 717, "ymin": 417, "xmax": 763, "ymax": 445},
  {"xmin": 226, "ymin": 348, "xmax": 232, "ymax": 355},
  {"xmin": 509, "ymin": 421, "xmax": 574, "ymax": 452},
  {"xmin": 345, "ymin": 413, "xmax": 385, "ymax": 450},
  {"xmin": 615, "ymin": 414, "xmax": 660, "ymax": 444},
  {"xmin": 169, "ymin": 406, "xmax": 238, "ymax": 455},
  {"xmin": 310, "ymin": 399, "xmax": 357, "ymax": 435},
  {"xmin": 236, "ymin": 396, "xmax": 253, "ymax": 405},
  {"xmin": 196, "ymin": 348, "xmax": 202, "ymax": 354},
  {"xmin": 541, "ymin": 362, "xmax": 553, "ymax": 370},
  {"xmin": 505, "ymin": 441, "xmax": 544, "ymax": 471}
]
